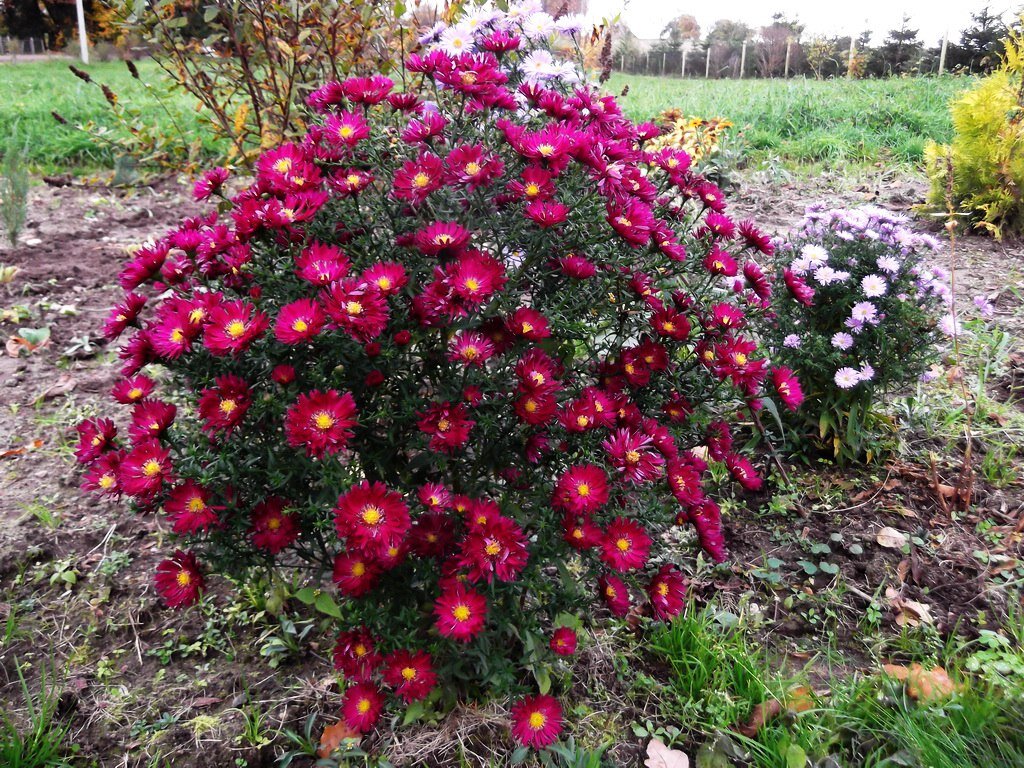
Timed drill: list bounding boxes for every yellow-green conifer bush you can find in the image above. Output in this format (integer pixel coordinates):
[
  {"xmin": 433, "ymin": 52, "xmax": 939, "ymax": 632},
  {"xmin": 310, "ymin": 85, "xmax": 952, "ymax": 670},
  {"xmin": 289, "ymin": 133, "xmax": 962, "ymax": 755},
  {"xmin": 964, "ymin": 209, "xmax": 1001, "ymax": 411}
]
[{"xmin": 925, "ymin": 19, "xmax": 1024, "ymax": 238}]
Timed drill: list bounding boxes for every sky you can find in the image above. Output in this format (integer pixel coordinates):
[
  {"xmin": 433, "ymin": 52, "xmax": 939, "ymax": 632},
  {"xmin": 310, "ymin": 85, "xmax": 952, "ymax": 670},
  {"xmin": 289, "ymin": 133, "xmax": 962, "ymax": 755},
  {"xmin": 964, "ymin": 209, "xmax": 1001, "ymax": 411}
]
[{"xmin": 584, "ymin": 0, "xmax": 1019, "ymax": 45}]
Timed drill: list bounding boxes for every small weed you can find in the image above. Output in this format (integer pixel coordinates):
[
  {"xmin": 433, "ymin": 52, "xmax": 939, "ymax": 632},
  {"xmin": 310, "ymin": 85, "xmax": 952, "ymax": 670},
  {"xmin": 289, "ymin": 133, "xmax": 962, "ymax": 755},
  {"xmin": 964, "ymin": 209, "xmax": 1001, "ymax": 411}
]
[{"xmin": 0, "ymin": 659, "xmax": 74, "ymax": 768}]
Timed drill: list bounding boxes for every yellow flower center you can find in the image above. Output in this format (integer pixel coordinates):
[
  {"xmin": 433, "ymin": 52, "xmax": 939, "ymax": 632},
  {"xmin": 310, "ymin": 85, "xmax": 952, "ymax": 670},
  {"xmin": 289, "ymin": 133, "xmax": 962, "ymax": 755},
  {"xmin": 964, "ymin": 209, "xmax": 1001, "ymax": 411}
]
[
  {"xmin": 292, "ymin": 319, "xmax": 309, "ymax": 333},
  {"xmin": 616, "ymin": 216, "xmax": 632, "ymax": 228},
  {"xmin": 346, "ymin": 174, "xmax": 361, "ymax": 186},
  {"xmin": 189, "ymin": 308, "xmax": 206, "ymax": 324},
  {"xmin": 576, "ymin": 415, "xmax": 590, "ymax": 428},
  {"xmin": 529, "ymin": 711, "xmax": 547, "ymax": 730},
  {"xmin": 462, "ymin": 345, "xmax": 479, "ymax": 360},
  {"xmin": 176, "ymin": 570, "xmax": 192, "ymax": 587},
  {"xmin": 484, "ymin": 540, "xmax": 501, "ymax": 556},
  {"xmin": 616, "ymin": 537, "xmax": 631, "ymax": 552},
  {"xmin": 657, "ymin": 582, "xmax": 669, "ymax": 596},
  {"xmin": 464, "ymin": 162, "xmax": 481, "ymax": 176},
  {"xmin": 356, "ymin": 698, "xmax": 371, "ymax": 714},
  {"xmin": 354, "ymin": 643, "xmax": 367, "ymax": 657},
  {"xmin": 225, "ymin": 320, "xmax": 246, "ymax": 339},
  {"xmin": 267, "ymin": 516, "xmax": 281, "ymax": 531},
  {"xmin": 142, "ymin": 459, "xmax": 162, "ymax": 477},
  {"xmin": 537, "ymin": 143, "xmax": 555, "ymax": 157},
  {"xmin": 128, "ymin": 387, "xmax": 143, "ymax": 400},
  {"xmin": 460, "ymin": 71, "xmax": 477, "ymax": 84},
  {"xmin": 346, "ymin": 301, "xmax": 363, "ymax": 316},
  {"xmin": 529, "ymin": 372, "xmax": 545, "ymax": 385},
  {"xmin": 412, "ymin": 172, "xmax": 431, "ymax": 188},
  {"xmin": 338, "ymin": 125, "xmax": 354, "ymax": 138},
  {"xmin": 437, "ymin": 418, "xmax": 451, "ymax": 432},
  {"xmin": 663, "ymin": 321, "xmax": 676, "ymax": 333},
  {"xmin": 220, "ymin": 398, "xmax": 237, "ymax": 415},
  {"xmin": 463, "ymin": 277, "xmax": 481, "ymax": 292},
  {"xmin": 577, "ymin": 483, "xmax": 590, "ymax": 497},
  {"xmin": 402, "ymin": 666, "xmax": 417, "ymax": 681},
  {"xmin": 314, "ymin": 412, "xmax": 335, "ymax": 430},
  {"xmin": 734, "ymin": 353, "xmax": 748, "ymax": 366},
  {"xmin": 625, "ymin": 450, "xmax": 641, "ymax": 465},
  {"xmin": 524, "ymin": 399, "xmax": 538, "ymax": 413},
  {"xmin": 452, "ymin": 604, "xmax": 471, "ymax": 622},
  {"xmin": 273, "ymin": 158, "xmax": 292, "ymax": 173},
  {"xmin": 520, "ymin": 321, "xmax": 534, "ymax": 334},
  {"xmin": 352, "ymin": 561, "xmax": 366, "ymax": 577},
  {"xmin": 187, "ymin": 497, "xmax": 206, "ymax": 513},
  {"xmin": 99, "ymin": 474, "xmax": 116, "ymax": 489},
  {"xmin": 376, "ymin": 277, "xmax": 392, "ymax": 291},
  {"xmin": 524, "ymin": 183, "xmax": 540, "ymax": 197},
  {"xmin": 362, "ymin": 506, "xmax": 382, "ymax": 525},
  {"xmin": 170, "ymin": 327, "xmax": 185, "ymax": 343}
]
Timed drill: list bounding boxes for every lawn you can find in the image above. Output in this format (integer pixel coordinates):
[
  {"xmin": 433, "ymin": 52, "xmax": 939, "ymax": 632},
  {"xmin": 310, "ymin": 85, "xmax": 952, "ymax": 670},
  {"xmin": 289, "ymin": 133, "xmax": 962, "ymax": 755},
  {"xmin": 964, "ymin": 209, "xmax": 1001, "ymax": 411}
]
[
  {"xmin": 607, "ymin": 73, "xmax": 966, "ymax": 165},
  {"xmin": 1, "ymin": 60, "xmax": 966, "ymax": 172}
]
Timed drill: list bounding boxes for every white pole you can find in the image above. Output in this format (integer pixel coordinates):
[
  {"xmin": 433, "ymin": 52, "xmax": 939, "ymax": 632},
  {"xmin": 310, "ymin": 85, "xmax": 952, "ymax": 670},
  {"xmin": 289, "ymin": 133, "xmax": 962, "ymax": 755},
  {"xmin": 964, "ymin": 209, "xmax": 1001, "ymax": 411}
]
[
  {"xmin": 681, "ymin": 45, "xmax": 687, "ymax": 77},
  {"xmin": 847, "ymin": 38, "xmax": 855, "ymax": 78},
  {"xmin": 739, "ymin": 40, "xmax": 746, "ymax": 78},
  {"xmin": 938, "ymin": 29, "xmax": 948, "ymax": 74},
  {"xmin": 705, "ymin": 45, "xmax": 711, "ymax": 77},
  {"xmin": 75, "ymin": 0, "xmax": 89, "ymax": 64},
  {"xmin": 784, "ymin": 39, "xmax": 792, "ymax": 78}
]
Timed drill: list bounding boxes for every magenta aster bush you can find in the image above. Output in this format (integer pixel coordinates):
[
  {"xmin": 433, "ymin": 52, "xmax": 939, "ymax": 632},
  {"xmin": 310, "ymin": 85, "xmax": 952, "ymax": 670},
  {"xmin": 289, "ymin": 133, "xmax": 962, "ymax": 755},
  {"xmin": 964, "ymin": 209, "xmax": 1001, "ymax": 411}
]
[
  {"xmin": 770, "ymin": 204, "xmax": 951, "ymax": 460},
  {"xmin": 75, "ymin": 0, "xmax": 797, "ymax": 748}
]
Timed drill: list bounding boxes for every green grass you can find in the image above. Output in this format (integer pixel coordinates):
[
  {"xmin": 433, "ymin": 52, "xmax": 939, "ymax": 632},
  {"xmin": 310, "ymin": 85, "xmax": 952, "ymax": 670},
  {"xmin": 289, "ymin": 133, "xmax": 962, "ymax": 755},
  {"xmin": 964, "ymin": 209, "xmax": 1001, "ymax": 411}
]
[
  {"xmin": 608, "ymin": 74, "xmax": 968, "ymax": 166},
  {"xmin": 0, "ymin": 59, "xmax": 218, "ymax": 173},
  {"xmin": 1, "ymin": 61, "xmax": 970, "ymax": 172}
]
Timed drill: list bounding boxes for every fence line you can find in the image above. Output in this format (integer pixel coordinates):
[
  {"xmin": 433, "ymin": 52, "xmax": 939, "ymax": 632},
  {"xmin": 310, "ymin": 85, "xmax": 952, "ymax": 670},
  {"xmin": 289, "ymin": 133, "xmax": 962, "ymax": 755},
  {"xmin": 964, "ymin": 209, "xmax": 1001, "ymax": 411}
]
[{"xmin": 0, "ymin": 36, "xmax": 50, "ymax": 56}]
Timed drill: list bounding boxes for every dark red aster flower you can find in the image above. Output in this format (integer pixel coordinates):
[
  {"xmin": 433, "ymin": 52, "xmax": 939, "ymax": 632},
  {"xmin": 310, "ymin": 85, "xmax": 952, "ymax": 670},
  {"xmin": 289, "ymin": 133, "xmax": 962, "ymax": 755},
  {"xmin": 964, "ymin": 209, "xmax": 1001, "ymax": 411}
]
[
  {"xmin": 726, "ymin": 453, "xmax": 763, "ymax": 491},
  {"xmin": 193, "ymin": 167, "xmax": 230, "ymax": 201},
  {"xmin": 75, "ymin": 417, "xmax": 117, "ymax": 464},
  {"xmin": 250, "ymin": 496, "xmax": 300, "ymax": 554},
  {"xmin": 340, "ymin": 683, "xmax": 385, "ymax": 733},
  {"xmin": 556, "ymin": 253, "xmax": 597, "ymax": 279},
  {"xmin": 607, "ymin": 198, "xmax": 655, "ymax": 246},
  {"xmin": 128, "ymin": 399, "xmax": 177, "ymax": 442},
  {"xmin": 562, "ymin": 513, "xmax": 602, "ymax": 550},
  {"xmin": 691, "ymin": 499, "xmax": 727, "ymax": 562},
  {"xmin": 599, "ymin": 517, "xmax": 652, "ymax": 572},
  {"xmin": 333, "ymin": 550, "xmax": 380, "ymax": 597},
  {"xmin": 409, "ymin": 511, "xmax": 455, "ymax": 558},
  {"xmin": 361, "ymin": 262, "xmax": 407, "ymax": 296},
  {"xmin": 448, "ymin": 250, "xmax": 507, "ymax": 307},
  {"xmin": 333, "ymin": 481, "xmax": 410, "ymax": 551},
  {"xmin": 119, "ymin": 439, "xmax": 171, "ymax": 500},
  {"xmin": 203, "ymin": 300, "xmax": 269, "ymax": 356},
  {"xmin": 154, "ymin": 550, "xmax": 204, "ymax": 608},
  {"xmin": 417, "ymin": 401, "xmax": 474, "ymax": 454},
  {"xmin": 119, "ymin": 241, "xmax": 169, "ymax": 291},
  {"xmin": 321, "ymin": 279, "xmax": 390, "ymax": 342},
  {"xmin": 648, "ymin": 564, "xmax": 687, "ymax": 620},
  {"xmin": 340, "ymin": 74, "xmax": 393, "ymax": 104},
  {"xmin": 479, "ymin": 28, "xmax": 521, "ymax": 52},
  {"xmin": 444, "ymin": 143, "xmax": 504, "ymax": 189},
  {"xmin": 458, "ymin": 515, "xmax": 529, "ymax": 584},
  {"xmin": 743, "ymin": 260, "xmax": 773, "ymax": 300},
  {"xmin": 695, "ymin": 180, "xmax": 727, "ymax": 212},
  {"xmin": 81, "ymin": 450, "xmax": 124, "ymax": 497},
  {"xmin": 448, "ymin": 330, "xmax": 495, "ymax": 367},
  {"xmin": 417, "ymin": 483, "xmax": 452, "ymax": 510},
  {"xmin": 165, "ymin": 480, "xmax": 221, "ymax": 534},
  {"xmin": 150, "ymin": 304, "xmax": 201, "ymax": 360},
  {"xmin": 771, "ymin": 366, "xmax": 804, "ymax": 411},
  {"xmin": 703, "ymin": 211, "xmax": 737, "ymax": 240},
  {"xmin": 111, "ymin": 374, "xmax": 155, "ymax": 405},
  {"xmin": 508, "ymin": 166, "xmax": 555, "ymax": 201},
  {"xmin": 284, "ymin": 389, "xmax": 358, "ymax": 457},
  {"xmin": 667, "ymin": 458, "xmax": 706, "ymax": 507},
  {"xmin": 524, "ymin": 199, "xmax": 570, "ymax": 228},
  {"xmin": 552, "ymin": 464, "xmax": 609, "ymax": 515},
  {"xmin": 382, "ymin": 650, "xmax": 437, "ymax": 703},
  {"xmin": 255, "ymin": 143, "xmax": 322, "ymax": 195},
  {"xmin": 508, "ymin": 307, "xmax": 551, "ymax": 341},
  {"xmin": 598, "ymin": 573, "xmax": 631, "ymax": 617},
  {"xmin": 650, "ymin": 308, "xmax": 690, "ymax": 341},
  {"xmin": 549, "ymin": 627, "xmax": 578, "ymax": 656},
  {"xmin": 196, "ymin": 374, "xmax": 251, "ymax": 435},
  {"xmin": 332, "ymin": 627, "xmax": 381, "ymax": 682},
  {"xmin": 327, "ymin": 167, "xmax": 374, "ymax": 197},
  {"xmin": 602, "ymin": 428, "xmax": 665, "ymax": 484},
  {"xmin": 400, "ymin": 110, "xmax": 447, "ymax": 144},
  {"xmin": 413, "ymin": 221, "xmax": 472, "ymax": 257},
  {"xmin": 295, "ymin": 241, "xmax": 350, "ymax": 286},
  {"xmin": 703, "ymin": 246, "xmax": 738, "ymax": 277},
  {"xmin": 321, "ymin": 111, "xmax": 370, "ymax": 148},
  {"xmin": 103, "ymin": 292, "xmax": 147, "ymax": 339},
  {"xmin": 434, "ymin": 583, "xmax": 487, "ymax": 642},
  {"xmin": 274, "ymin": 298, "xmax": 326, "ymax": 345},
  {"xmin": 392, "ymin": 151, "xmax": 444, "ymax": 203},
  {"xmin": 783, "ymin": 268, "xmax": 815, "ymax": 306},
  {"xmin": 515, "ymin": 348, "xmax": 561, "ymax": 393},
  {"xmin": 510, "ymin": 694, "xmax": 563, "ymax": 749},
  {"xmin": 738, "ymin": 219, "xmax": 775, "ymax": 255}
]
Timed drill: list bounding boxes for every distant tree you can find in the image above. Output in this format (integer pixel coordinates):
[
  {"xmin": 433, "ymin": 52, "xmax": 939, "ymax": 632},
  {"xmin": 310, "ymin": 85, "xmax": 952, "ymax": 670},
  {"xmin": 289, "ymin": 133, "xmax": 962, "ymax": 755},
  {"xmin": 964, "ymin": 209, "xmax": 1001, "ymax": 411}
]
[
  {"xmin": 542, "ymin": 0, "xmax": 588, "ymax": 16},
  {"xmin": 704, "ymin": 19, "xmax": 751, "ymax": 77},
  {"xmin": 805, "ymin": 36, "xmax": 839, "ymax": 79},
  {"xmin": 1, "ymin": 0, "xmax": 49, "ymax": 40},
  {"xmin": 871, "ymin": 15, "xmax": 923, "ymax": 75},
  {"xmin": 652, "ymin": 13, "xmax": 699, "ymax": 55},
  {"xmin": 756, "ymin": 12, "xmax": 803, "ymax": 77},
  {"xmin": 945, "ymin": 6, "xmax": 1008, "ymax": 72}
]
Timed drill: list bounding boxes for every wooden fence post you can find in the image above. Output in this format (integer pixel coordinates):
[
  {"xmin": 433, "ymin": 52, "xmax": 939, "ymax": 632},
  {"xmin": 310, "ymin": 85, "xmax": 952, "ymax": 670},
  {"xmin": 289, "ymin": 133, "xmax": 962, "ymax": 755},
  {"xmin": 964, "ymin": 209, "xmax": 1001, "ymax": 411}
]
[{"xmin": 739, "ymin": 40, "xmax": 747, "ymax": 78}]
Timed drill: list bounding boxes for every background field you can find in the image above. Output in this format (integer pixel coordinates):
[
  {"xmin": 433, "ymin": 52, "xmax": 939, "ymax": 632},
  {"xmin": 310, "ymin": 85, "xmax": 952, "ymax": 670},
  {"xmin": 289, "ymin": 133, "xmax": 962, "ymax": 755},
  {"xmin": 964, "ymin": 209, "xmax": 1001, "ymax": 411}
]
[{"xmin": 0, "ymin": 60, "xmax": 967, "ymax": 171}]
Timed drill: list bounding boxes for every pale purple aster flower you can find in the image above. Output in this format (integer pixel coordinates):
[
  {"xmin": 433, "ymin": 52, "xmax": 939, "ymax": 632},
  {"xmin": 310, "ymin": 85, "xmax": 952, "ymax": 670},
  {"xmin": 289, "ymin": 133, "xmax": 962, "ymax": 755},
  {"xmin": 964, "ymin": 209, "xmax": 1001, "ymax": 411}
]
[
  {"xmin": 801, "ymin": 244, "xmax": 829, "ymax": 267},
  {"xmin": 877, "ymin": 256, "xmax": 900, "ymax": 273},
  {"xmin": 521, "ymin": 11, "xmax": 556, "ymax": 39},
  {"xmin": 852, "ymin": 301, "xmax": 878, "ymax": 324},
  {"xmin": 439, "ymin": 25, "xmax": 475, "ymax": 54},
  {"xmin": 939, "ymin": 314, "xmax": 963, "ymax": 336},
  {"xmin": 858, "ymin": 363, "xmax": 875, "ymax": 382},
  {"xmin": 861, "ymin": 274, "xmax": 888, "ymax": 297},
  {"xmin": 973, "ymin": 295, "xmax": 995, "ymax": 317},
  {"xmin": 831, "ymin": 332, "xmax": 854, "ymax": 350},
  {"xmin": 783, "ymin": 334, "xmax": 802, "ymax": 348},
  {"xmin": 813, "ymin": 266, "xmax": 840, "ymax": 285},
  {"xmin": 835, "ymin": 367, "xmax": 861, "ymax": 389}
]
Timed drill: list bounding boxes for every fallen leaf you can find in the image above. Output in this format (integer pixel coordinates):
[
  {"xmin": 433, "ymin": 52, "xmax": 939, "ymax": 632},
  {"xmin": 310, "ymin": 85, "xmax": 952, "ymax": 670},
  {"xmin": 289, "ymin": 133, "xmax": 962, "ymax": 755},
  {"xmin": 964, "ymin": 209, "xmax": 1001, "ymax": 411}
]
[
  {"xmin": 735, "ymin": 698, "xmax": 782, "ymax": 737},
  {"xmin": 935, "ymin": 484, "xmax": 957, "ymax": 499},
  {"xmin": 37, "ymin": 374, "xmax": 77, "ymax": 402},
  {"xmin": 906, "ymin": 665, "xmax": 956, "ymax": 701},
  {"xmin": 784, "ymin": 685, "xmax": 816, "ymax": 713},
  {"xmin": 645, "ymin": 737, "xmax": 690, "ymax": 768},
  {"xmin": 894, "ymin": 598, "xmax": 933, "ymax": 627},
  {"xmin": 318, "ymin": 719, "xmax": 360, "ymax": 758},
  {"xmin": 876, "ymin": 527, "xmax": 907, "ymax": 549},
  {"xmin": 191, "ymin": 696, "xmax": 222, "ymax": 708},
  {"xmin": 882, "ymin": 663, "xmax": 910, "ymax": 682}
]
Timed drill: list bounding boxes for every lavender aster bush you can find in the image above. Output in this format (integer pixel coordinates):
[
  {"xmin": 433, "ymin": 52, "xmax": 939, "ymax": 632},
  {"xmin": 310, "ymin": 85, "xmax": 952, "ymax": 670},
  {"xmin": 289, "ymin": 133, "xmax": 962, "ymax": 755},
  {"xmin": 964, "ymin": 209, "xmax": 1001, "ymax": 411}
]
[{"xmin": 770, "ymin": 205, "xmax": 951, "ymax": 460}]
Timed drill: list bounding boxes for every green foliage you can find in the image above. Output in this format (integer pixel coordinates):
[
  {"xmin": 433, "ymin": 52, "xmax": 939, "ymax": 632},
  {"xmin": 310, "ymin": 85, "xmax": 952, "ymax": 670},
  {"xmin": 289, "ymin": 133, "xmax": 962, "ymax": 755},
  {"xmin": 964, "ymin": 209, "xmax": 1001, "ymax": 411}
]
[
  {"xmin": 0, "ymin": 660, "xmax": 74, "ymax": 768},
  {"xmin": 1, "ymin": 139, "xmax": 29, "ymax": 246},
  {"xmin": 925, "ymin": 17, "xmax": 1024, "ymax": 237}
]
